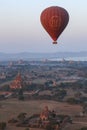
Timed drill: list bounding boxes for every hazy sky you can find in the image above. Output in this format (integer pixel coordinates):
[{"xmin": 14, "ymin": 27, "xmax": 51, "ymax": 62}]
[{"xmin": 0, "ymin": 0, "xmax": 87, "ymax": 53}]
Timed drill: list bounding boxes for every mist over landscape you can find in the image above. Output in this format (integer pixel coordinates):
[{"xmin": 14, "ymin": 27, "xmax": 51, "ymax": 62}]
[{"xmin": 0, "ymin": 51, "xmax": 87, "ymax": 61}]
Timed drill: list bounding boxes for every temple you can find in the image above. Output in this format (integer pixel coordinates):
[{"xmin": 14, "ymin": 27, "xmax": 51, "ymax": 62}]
[{"xmin": 10, "ymin": 73, "xmax": 22, "ymax": 89}]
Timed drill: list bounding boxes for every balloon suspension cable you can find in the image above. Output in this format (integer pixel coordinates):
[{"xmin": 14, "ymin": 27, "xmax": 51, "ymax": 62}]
[{"xmin": 53, "ymin": 41, "xmax": 57, "ymax": 44}]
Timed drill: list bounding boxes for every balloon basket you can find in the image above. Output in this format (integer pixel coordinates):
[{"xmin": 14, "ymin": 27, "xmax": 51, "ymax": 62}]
[{"xmin": 53, "ymin": 41, "xmax": 57, "ymax": 44}]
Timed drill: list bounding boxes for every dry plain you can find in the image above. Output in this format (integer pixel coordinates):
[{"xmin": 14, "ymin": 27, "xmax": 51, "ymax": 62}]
[{"xmin": 0, "ymin": 99, "xmax": 87, "ymax": 130}]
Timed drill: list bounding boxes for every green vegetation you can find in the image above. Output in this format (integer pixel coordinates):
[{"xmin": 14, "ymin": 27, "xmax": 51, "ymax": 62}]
[
  {"xmin": 66, "ymin": 98, "xmax": 80, "ymax": 104},
  {"xmin": 17, "ymin": 112, "xmax": 27, "ymax": 122},
  {"xmin": 0, "ymin": 122, "xmax": 6, "ymax": 130},
  {"xmin": 79, "ymin": 127, "xmax": 87, "ymax": 130},
  {"xmin": 18, "ymin": 89, "xmax": 24, "ymax": 100},
  {"xmin": 25, "ymin": 128, "xmax": 30, "ymax": 130}
]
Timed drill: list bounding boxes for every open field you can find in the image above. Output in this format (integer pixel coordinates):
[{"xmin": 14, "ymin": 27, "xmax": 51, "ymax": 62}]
[
  {"xmin": 0, "ymin": 99, "xmax": 87, "ymax": 130},
  {"xmin": 0, "ymin": 99, "xmax": 82, "ymax": 121}
]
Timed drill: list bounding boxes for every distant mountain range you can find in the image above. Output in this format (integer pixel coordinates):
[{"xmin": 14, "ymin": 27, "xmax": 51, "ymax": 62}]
[{"xmin": 0, "ymin": 52, "xmax": 87, "ymax": 61}]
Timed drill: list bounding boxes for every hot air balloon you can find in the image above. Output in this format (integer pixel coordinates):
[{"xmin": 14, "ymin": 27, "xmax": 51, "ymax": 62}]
[{"xmin": 40, "ymin": 6, "xmax": 69, "ymax": 44}]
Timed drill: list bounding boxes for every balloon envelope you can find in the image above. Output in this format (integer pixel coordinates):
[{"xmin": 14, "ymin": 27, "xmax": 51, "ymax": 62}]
[{"xmin": 40, "ymin": 6, "xmax": 69, "ymax": 44}]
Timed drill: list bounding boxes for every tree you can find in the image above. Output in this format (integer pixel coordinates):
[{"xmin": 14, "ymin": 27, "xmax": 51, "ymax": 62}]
[
  {"xmin": 18, "ymin": 89, "xmax": 24, "ymax": 100},
  {"xmin": 25, "ymin": 128, "xmax": 30, "ymax": 130},
  {"xmin": 80, "ymin": 127, "xmax": 87, "ymax": 130},
  {"xmin": 46, "ymin": 124, "xmax": 54, "ymax": 130},
  {"xmin": 0, "ymin": 122, "xmax": 6, "ymax": 130},
  {"xmin": 66, "ymin": 98, "xmax": 79, "ymax": 104},
  {"xmin": 17, "ymin": 113, "xmax": 27, "ymax": 122},
  {"xmin": 83, "ymin": 103, "xmax": 87, "ymax": 114}
]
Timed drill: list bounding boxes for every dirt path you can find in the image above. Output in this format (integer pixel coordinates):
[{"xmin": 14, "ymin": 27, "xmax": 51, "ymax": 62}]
[{"xmin": 73, "ymin": 121, "xmax": 87, "ymax": 125}]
